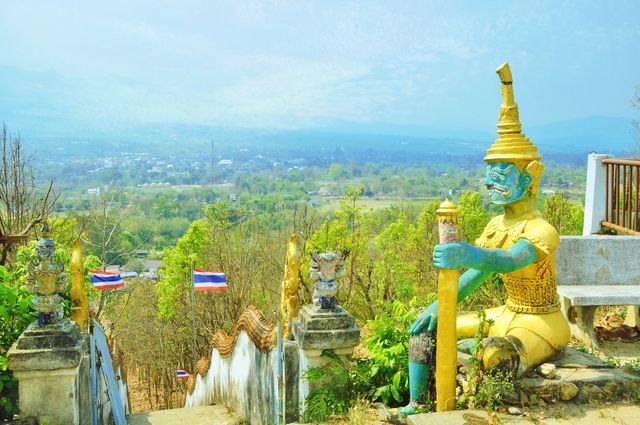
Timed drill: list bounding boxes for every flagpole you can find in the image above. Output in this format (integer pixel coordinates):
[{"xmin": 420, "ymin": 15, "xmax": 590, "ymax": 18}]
[
  {"xmin": 190, "ymin": 262, "xmax": 197, "ymax": 373},
  {"xmin": 211, "ymin": 140, "xmax": 215, "ymax": 201}
]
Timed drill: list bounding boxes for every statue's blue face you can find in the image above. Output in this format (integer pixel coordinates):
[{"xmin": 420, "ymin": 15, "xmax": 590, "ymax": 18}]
[{"xmin": 484, "ymin": 162, "xmax": 533, "ymax": 205}]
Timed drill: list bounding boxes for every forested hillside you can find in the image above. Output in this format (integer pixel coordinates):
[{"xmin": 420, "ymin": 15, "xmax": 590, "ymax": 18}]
[{"xmin": 0, "ymin": 123, "xmax": 587, "ymax": 416}]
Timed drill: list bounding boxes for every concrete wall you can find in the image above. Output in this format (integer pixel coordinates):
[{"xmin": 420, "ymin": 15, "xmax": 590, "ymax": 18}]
[
  {"xmin": 184, "ymin": 331, "xmax": 280, "ymax": 424},
  {"xmin": 583, "ymin": 153, "xmax": 612, "ymax": 235}
]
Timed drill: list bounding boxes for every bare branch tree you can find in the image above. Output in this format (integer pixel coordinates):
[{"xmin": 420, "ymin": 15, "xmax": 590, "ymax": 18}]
[{"xmin": 0, "ymin": 124, "xmax": 58, "ymax": 265}]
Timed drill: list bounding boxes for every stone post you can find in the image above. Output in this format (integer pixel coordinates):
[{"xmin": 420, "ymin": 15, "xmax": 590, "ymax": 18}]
[
  {"xmin": 583, "ymin": 153, "xmax": 612, "ymax": 235},
  {"xmin": 285, "ymin": 251, "xmax": 360, "ymax": 422},
  {"xmin": 7, "ymin": 228, "xmax": 91, "ymax": 425},
  {"xmin": 291, "ymin": 305, "xmax": 360, "ymax": 419},
  {"xmin": 8, "ymin": 321, "xmax": 90, "ymax": 425}
]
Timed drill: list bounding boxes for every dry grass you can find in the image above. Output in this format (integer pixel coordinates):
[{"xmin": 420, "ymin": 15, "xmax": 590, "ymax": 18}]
[{"xmin": 337, "ymin": 399, "xmax": 380, "ymax": 424}]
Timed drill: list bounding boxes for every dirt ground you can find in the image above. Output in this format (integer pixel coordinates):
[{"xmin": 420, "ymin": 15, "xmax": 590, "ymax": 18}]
[
  {"xmin": 126, "ymin": 366, "xmax": 186, "ymax": 414},
  {"xmin": 591, "ymin": 306, "xmax": 640, "ymax": 365}
]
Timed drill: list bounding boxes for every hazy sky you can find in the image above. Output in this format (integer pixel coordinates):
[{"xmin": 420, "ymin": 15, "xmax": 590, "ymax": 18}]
[{"xmin": 1, "ymin": 1, "xmax": 639, "ymax": 132}]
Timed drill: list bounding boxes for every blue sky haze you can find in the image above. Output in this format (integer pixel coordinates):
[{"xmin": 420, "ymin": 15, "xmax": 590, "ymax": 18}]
[{"xmin": 1, "ymin": 1, "xmax": 639, "ymax": 138}]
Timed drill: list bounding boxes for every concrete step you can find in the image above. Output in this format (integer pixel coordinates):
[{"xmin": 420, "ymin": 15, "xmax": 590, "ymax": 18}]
[
  {"xmin": 128, "ymin": 405, "xmax": 239, "ymax": 425},
  {"xmin": 407, "ymin": 405, "xmax": 640, "ymax": 425}
]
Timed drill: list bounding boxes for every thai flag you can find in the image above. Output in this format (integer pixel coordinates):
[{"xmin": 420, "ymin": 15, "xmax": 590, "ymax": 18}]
[
  {"xmin": 89, "ymin": 270, "xmax": 124, "ymax": 290},
  {"xmin": 175, "ymin": 369, "xmax": 190, "ymax": 379},
  {"xmin": 193, "ymin": 269, "xmax": 228, "ymax": 291}
]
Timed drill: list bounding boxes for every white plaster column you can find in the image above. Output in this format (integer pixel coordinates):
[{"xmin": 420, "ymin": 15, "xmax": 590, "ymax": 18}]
[
  {"xmin": 624, "ymin": 305, "xmax": 640, "ymax": 328},
  {"xmin": 583, "ymin": 153, "xmax": 612, "ymax": 235}
]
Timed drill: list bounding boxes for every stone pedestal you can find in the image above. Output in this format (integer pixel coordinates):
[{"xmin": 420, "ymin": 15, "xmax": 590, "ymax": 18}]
[
  {"xmin": 292, "ymin": 305, "xmax": 360, "ymax": 351},
  {"xmin": 291, "ymin": 305, "xmax": 360, "ymax": 419},
  {"xmin": 7, "ymin": 319, "xmax": 90, "ymax": 425}
]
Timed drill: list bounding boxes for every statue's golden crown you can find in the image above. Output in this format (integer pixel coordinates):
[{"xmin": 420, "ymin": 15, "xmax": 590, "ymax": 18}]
[{"xmin": 484, "ymin": 62, "xmax": 541, "ymax": 163}]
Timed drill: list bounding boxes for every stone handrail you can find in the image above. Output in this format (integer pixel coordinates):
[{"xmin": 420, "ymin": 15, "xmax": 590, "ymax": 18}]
[{"xmin": 185, "ymin": 305, "xmax": 275, "ymax": 393}]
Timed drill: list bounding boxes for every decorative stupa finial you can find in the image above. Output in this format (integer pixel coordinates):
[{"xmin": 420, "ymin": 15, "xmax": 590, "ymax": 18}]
[{"xmin": 484, "ymin": 62, "xmax": 541, "ymax": 163}]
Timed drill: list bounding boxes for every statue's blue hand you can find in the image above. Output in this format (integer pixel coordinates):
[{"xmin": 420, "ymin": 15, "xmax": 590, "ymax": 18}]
[
  {"xmin": 409, "ymin": 301, "xmax": 438, "ymax": 335},
  {"xmin": 433, "ymin": 242, "xmax": 478, "ymax": 269}
]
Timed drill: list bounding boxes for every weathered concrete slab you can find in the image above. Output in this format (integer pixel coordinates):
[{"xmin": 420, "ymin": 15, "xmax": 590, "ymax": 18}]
[
  {"xmin": 557, "ymin": 285, "xmax": 640, "ymax": 306},
  {"xmin": 517, "ymin": 348, "xmax": 640, "ymax": 403},
  {"xmin": 128, "ymin": 405, "xmax": 238, "ymax": 425},
  {"xmin": 408, "ymin": 409, "xmax": 521, "ymax": 425},
  {"xmin": 519, "ymin": 366, "xmax": 640, "ymax": 401},
  {"xmin": 553, "ymin": 347, "xmax": 612, "ymax": 369},
  {"xmin": 556, "ymin": 236, "xmax": 640, "ymax": 286},
  {"xmin": 408, "ymin": 405, "xmax": 640, "ymax": 425}
]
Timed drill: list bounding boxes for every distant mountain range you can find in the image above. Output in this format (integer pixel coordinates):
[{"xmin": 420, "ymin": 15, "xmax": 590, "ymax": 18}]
[{"xmin": 1, "ymin": 65, "xmax": 637, "ymax": 158}]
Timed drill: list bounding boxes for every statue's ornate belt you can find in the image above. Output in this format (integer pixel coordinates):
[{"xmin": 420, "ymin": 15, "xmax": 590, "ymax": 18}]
[
  {"xmin": 506, "ymin": 299, "xmax": 560, "ymax": 314},
  {"xmin": 501, "ymin": 274, "xmax": 561, "ymax": 314}
]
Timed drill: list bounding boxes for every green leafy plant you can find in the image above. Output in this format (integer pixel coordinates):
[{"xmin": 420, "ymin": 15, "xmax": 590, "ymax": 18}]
[
  {"xmin": 622, "ymin": 357, "xmax": 640, "ymax": 374},
  {"xmin": 472, "ymin": 371, "xmax": 514, "ymax": 410},
  {"xmin": 302, "ymin": 350, "xmax": 360, "ymax": 423},
  {"xmin": 459, "ymin": 308, "xmax": 514, "ymax": 411},
  {"xmin": 0, "ymin": 264, "xmax": 37, "ymax": 419},
  {"xmin": 360, "ymin": 298, "xmax": 427, "ymax": 406}
]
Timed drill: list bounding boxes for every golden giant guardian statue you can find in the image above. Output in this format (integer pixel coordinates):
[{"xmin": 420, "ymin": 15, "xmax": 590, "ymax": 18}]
[{"xmin": 401, "ymin": 63, "xmax": 570, "ymax": 415}]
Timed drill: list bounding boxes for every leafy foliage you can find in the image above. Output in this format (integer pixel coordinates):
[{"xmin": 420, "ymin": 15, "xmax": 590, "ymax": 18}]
[
  {"xmin": 303, "ymin": 350, "xmax": 354, "ymax": 423},
  {"xmin": 458, "ymin": 308, "xmax": 515, "ymax": 411},
  {"xmin": 0, "ymin": 264, "xmax": 36, "ymax": 419},
  {"xmin": 0, "ymin": 217, "xmax": 101, "ymax": 419},
  {"xmin": 470, "ymin": 371, "xmax": 515, "ymax": 410},
  {"xmin": 359, "ymin": 299, "xmax": 424, "ymax": 406},
  {"xmin": 543, "ymin": 193, "xmax": 584, "ymax": 235},
  {"xmin": 458, "ymin": 191, "xmax": 490, "ymax": 243}
]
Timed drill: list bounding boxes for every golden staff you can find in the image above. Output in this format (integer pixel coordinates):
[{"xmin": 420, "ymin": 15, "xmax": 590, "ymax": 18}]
[
  {"xmin": 70, "ymin": 239, "xmax": 89, "ymax": 331},
  {"xmin": 435, "ymin": 199, "xmax": 459, "ymax": 412}
]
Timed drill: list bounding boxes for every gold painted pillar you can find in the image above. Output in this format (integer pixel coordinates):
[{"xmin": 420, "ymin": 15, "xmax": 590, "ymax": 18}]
[
  {"xmin": 70, "ymin": 240, "xmax": 89, "ymax": 332},
  {"xmin": 435, "ymin": 199, "xmax": 459, "ymax": 412}
]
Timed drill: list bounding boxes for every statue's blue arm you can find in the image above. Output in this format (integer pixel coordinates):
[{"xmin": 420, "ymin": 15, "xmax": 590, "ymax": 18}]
[
  {"xmin": 433, "ymin": 239, "xmax": 536, "ymax": 273},
  {"xmin": 409, "ymin": 239, "xmax": 536, "ymax": 335}
]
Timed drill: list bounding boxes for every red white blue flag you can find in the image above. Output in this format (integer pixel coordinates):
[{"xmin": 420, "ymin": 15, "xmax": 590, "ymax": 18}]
[
  {"xmin": 89, "ymin": 270, "xmax": 124, "ymax": 290},
  {"xmin": 175, "ymin": 369, "xmax": 190, "ymax": 379},
  {"xmin": 193, "ymin": 269, "xmax": 228, "ymax": 291}
]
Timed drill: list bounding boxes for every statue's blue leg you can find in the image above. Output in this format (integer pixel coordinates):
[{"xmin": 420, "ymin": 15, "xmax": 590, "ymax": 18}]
[{"xmin": 399, "ymin": 332, "xmax": 435, "ymax": 416}]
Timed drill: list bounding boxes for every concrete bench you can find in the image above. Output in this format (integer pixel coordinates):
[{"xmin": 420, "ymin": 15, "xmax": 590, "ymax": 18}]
[{"xmin": 556, "ymin": 235, "xmax": 640, "ymax": 348}]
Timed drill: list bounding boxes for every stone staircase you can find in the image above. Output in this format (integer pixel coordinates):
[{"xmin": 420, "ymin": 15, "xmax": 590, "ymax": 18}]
[{"xmin": 128, "ymin": 405, "xmax": 239, "ymax": 425}]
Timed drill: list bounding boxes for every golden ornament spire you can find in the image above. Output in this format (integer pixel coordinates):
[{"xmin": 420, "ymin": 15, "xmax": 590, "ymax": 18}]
[{"xmin": 484, "ymin": 62, "xmax": 541, "ymax": 163}]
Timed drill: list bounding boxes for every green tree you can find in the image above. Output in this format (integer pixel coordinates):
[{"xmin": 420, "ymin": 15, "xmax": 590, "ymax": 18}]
[
  {"xmin": 543, "ymin": 193, "xmax": 584, "ymax": 236},
  {"xmin": 372, "ymin": 213, "xmax": 417, "ymax": 302},
  {"xmin": 307, "ymin": 186, "xmax": 375, "ymax": 318},
  {"xmin": 458, "ymin": 191, "xmax": 490, "ymax": 243},
  {"xmin": 327, "ymin": 163, "xmax": 345, "ymax": 180}
]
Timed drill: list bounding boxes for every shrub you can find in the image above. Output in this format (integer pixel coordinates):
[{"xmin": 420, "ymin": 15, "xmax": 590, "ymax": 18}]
[
  {"xmin": 0, "ymin": 264, "xmax": 36, "ymax": 419},
  {"xmin": 458, "ymin": 308, "xmax": 515, "ymax": 411},
  {"xmin": 303, "ymin": 350, "xmax": 360, "ymax": 423},
  {"xmin": 359, "ymin": 297, "xmax": 428, "ymax": 406}
]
